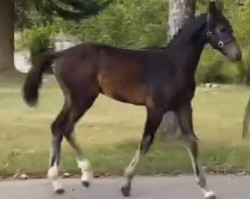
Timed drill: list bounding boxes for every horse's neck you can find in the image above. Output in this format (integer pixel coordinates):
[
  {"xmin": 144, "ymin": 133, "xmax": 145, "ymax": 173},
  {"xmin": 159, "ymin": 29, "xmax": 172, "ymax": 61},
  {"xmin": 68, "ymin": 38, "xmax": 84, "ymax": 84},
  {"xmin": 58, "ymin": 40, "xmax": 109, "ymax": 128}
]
[{"xmin": 168, "ymin": 14, "xmax": 208, "ymax": 72}]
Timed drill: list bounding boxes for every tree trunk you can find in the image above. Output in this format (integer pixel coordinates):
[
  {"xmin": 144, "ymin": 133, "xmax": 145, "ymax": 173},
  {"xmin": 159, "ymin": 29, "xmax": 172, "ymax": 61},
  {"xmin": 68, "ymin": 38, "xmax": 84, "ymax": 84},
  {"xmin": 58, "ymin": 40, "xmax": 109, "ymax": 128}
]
[
  {"xmin": 242, "ymin": 48, "xmax": 250, "ymax": 138},
  {"xmin": 168, "ymin": 0, "xmax": 196, "ymax": 38},
  {"xmin": 0, "ymin": 0, "xmax": 15, "ymax": 71},
  {"xmin": 158, "ymin": 0, "xmax": 196, "ymax": 139},
  {"xmin": 245, "ymin": 63, "xmax": 250, "ymax": 85},
  {"xmin": 243, "ymin": 97, "xmax": 250, "ymax": 138}
]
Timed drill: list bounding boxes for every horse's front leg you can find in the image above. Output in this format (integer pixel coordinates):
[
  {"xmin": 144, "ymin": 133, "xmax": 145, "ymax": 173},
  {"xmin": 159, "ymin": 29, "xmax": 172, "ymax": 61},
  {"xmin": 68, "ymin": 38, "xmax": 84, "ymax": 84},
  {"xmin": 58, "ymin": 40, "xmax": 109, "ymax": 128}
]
[
  {"xmin": 175, "ymin": 103, "xmax": 216, "ymax": 199},
  {"xmin": 121, "ymin": 107, "xmax": 163, "ymax": 197}
]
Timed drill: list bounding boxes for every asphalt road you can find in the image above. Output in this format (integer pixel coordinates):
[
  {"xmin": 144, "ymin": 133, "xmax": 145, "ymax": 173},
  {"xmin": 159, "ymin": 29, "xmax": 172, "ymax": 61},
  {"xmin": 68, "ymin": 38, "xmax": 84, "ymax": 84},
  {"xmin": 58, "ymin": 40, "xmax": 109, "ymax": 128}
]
[{"xmin": 0, "ymin": 175, "xmax": 250, "ymax": 199}]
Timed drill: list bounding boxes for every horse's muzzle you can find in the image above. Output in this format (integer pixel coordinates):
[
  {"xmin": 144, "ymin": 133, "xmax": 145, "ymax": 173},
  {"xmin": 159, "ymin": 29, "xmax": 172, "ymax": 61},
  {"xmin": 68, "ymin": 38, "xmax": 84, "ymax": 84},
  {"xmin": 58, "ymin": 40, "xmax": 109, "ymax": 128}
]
[{"xmin": 223, "ymin": 41, "xmax": 242, "ymax": 62}]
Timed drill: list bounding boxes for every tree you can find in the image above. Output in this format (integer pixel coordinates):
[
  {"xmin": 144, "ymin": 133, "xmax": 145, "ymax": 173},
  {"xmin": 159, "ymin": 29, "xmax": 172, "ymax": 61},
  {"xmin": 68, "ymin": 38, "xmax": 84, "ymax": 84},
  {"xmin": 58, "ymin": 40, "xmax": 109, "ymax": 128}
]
[
  {"xmin": 0, "ymin": 1, "xmax": 15, "ymax": 71},
  {"xmin": 243, "ymin": 53, "xmax": 250, "ymax": 138},
  {"xmin": 81, "ymin": 0, "xmax": 168, "ymax": 48},
  {"xmin": 241, "ymin": 0, "xmax": 250, "ymax": 138},
  {"xmin": 159, "ymin": 0, "xmax": 196, "ymax": 138},
  {"xmin": 243, "ymin": 99, "xmax": 250, "ymax": 138},
  {"xmin": 168, "ymin": 0, "xmax": 195, "ymax": 38},
  {"xmin": 0, "ymin": 0, "xmax": 111, "ymax": 72}
]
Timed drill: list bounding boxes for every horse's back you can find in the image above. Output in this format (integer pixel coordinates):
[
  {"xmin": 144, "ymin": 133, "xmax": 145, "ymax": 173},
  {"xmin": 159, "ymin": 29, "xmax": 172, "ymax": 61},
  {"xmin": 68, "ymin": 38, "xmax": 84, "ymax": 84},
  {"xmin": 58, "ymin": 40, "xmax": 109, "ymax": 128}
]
[{"xmin": 53, "ymin": 43, "xmax": 153, "ymax": 105}]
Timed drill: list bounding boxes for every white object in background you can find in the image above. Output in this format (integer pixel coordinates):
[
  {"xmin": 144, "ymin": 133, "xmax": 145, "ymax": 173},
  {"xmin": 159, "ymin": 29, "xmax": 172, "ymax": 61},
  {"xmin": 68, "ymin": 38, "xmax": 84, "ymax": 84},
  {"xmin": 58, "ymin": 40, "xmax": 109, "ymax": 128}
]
[{"xmin": 14, "ymin": 51, "xmax": 31, "ymax": 73}]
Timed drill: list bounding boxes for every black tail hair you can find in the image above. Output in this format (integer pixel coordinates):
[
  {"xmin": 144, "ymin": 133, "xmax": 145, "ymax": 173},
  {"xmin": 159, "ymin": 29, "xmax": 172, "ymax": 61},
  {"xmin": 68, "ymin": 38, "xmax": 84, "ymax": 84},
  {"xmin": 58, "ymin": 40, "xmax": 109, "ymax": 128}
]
[{"xmin": 23, "ymin": 49, "xmax": 60, "ymax": 106}]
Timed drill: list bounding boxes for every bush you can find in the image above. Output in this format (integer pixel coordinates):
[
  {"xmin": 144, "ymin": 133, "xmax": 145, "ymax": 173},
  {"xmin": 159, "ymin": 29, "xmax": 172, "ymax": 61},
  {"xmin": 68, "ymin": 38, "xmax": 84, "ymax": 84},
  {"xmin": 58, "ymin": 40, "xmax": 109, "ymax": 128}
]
[
  {"xmin": 77, "ymin": 0, "xmax": 168, "ymax": 48},
  {"xmin": 23, "ymin": 26, "xmax": 55, "ymax": 58},
  {"xmin": 19, "ymin": 0, "xmax": 249, "ymax": 85},
  {"xmin": 196, "ymin": 46, "xmax": 248, "ymax": 84}
]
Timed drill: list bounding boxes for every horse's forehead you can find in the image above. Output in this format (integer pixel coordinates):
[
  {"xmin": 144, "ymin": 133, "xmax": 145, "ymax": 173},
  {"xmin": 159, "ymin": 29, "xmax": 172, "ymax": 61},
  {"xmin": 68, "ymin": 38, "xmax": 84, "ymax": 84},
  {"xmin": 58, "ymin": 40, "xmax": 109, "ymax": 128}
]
[
  {"xmin": 216, "ymin": 22, "xmax": 228, "ymax": 28},
  {"xmin": 214, "ymin": 15, "xmax": 231, "ymax": 29}
]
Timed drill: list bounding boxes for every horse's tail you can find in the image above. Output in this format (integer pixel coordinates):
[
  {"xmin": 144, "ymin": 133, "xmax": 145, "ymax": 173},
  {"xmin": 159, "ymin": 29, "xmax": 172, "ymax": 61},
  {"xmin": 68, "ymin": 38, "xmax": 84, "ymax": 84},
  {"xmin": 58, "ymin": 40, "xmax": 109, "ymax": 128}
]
[{"xmin": 23, "ymin": 49, "xmax": 61, "ymax": 107}]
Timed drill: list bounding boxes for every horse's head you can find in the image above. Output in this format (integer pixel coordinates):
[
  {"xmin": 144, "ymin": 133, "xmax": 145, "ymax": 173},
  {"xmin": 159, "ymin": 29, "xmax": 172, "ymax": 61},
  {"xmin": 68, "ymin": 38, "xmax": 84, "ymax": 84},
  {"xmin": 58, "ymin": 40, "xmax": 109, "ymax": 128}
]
[{"xmin": 206, "ymin": 1, "xmax": 242, "ymax": 61}]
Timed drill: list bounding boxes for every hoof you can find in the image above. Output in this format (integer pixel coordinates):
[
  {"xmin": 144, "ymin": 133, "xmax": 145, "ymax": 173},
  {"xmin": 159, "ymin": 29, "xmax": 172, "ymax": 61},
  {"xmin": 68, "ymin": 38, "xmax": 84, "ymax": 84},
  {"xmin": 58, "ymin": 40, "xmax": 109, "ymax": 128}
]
[
  {"xmin": 205, "ymin": 191, "xmax": 216, "ymax": 199},
  {"xmin": 80, "ymin": 172, "xmax": 92, "ymax": 188},
  {"xmin": 205, "ymin": 195, "xmax": 216, "ymax": 199},
  {"xmin": 121, "ymin": 186, "xmax": 130, "ymax": 197},
  {"xmin": 52, "ymin": 181, "xmax": 65, "ymax": 194},
  {"xmin": 81, "ymin": 180, "xmax": 90, "ymax": 188},
  {"xmin": 55, "ymin": 188, "xmax": 65, "ymax": 194}
]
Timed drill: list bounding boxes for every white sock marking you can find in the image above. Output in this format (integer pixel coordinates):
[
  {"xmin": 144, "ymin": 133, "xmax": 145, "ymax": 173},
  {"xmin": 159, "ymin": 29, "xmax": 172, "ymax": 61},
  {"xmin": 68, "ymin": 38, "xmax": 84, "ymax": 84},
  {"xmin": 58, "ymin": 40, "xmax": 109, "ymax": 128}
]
[
  {"xmin": 125, "ymin": 150, "xmax": 140, "ymax": 177},
  {"xmin": 47, "ymin": 165, "xmax": 64, "ymax": 192},
  {"xmin": 78, "ymin": 159, "xmax": 93, "ymax": 183},
  {"xmin": 204, "ymin": 190, "xmax": 216, "ymax": 198}
]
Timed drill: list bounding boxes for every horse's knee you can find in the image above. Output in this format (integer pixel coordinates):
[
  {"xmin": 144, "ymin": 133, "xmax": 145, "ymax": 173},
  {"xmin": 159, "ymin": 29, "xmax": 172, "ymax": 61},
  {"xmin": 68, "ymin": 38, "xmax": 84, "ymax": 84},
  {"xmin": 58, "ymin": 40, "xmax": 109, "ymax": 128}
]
[
  {"xmin": 51, "ymin": 119, "xmax": 62, "ymax": 136},
  {"xmin": 181, "ymin": 133, "xmax": 198, "ymax": 148},
  {"xmin": 51, "ymin": 117, "xmax": 73, "ymax": 137}
]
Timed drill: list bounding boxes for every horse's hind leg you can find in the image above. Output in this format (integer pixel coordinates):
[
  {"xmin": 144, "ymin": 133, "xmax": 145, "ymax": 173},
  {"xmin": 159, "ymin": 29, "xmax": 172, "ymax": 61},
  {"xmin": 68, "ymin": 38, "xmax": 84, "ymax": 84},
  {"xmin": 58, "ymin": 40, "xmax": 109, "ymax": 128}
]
[
  {"xmin": 121, "ymin": 108, "xmax": 163, "ymax": 197},
  {"xmin": 64, "ymin": 92, "xmax": 98, "ymax": 188},
  {"xmin": 65, "ymin": 131, "xmax": 92, "ymax": 187},
  {"xmin": 48, "ymin": 91, "xmax": 97, "ymax": 192},
  {"xmin": 175, "ymin": 103, "xmax": 216, "ymax": 199},
  {"xmin": 47, "ymin": 104, "xmax": 69, "ymax": 194}
]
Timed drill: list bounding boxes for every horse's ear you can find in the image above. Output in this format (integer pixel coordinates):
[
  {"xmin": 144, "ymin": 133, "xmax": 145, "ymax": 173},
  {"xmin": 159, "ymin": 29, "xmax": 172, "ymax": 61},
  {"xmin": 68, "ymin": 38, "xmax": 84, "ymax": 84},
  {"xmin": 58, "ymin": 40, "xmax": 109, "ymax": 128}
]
[
  {"xmin": 208, "ymin": 1, "xmax": 222, "ymax": 14},
  {"xmin": 215, "ymin": 1, "xmax": 223, "ymax": 12}
]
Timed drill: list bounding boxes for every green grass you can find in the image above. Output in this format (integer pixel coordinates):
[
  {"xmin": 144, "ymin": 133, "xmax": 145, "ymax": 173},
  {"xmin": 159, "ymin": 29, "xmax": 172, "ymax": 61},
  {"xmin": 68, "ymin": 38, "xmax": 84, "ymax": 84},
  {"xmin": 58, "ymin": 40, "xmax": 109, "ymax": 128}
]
[{"xmin": 1, "ymin": 77, "xmax": 250, "ymax": 177}]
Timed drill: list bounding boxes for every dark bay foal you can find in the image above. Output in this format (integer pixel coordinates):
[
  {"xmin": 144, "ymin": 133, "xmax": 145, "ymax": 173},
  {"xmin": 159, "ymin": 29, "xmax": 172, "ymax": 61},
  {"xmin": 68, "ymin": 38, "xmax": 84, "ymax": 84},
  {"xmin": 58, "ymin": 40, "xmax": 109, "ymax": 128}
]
[{"xmin": 23, "ymin": 2, "xmax": 241, "ymax": 199}]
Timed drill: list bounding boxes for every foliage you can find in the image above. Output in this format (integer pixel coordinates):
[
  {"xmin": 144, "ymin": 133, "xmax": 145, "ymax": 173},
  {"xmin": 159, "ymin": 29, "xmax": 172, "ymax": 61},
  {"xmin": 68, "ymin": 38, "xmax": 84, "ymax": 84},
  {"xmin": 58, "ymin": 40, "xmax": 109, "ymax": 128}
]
[
  {"xmin": 14, "ymin": 0, "xmax": 112, "ymax": 63},
  {"xmin": 65, "ymin": 0, "xmax": 250, "ymax": 84},
  {"xmin": 16, "ymin": 0, "xmax": 250, "ymax": 84},
  {"xmin": 79, "ymin": 0, "xmax": 168, "ymax": 48},
  {"xmin": 197, "ymin": 47, "xmax": 243, "ymax": 84},
  {"xmin": 23, "ymin": 26, "xmax": 55, "ymax": 58},
  {"xmin": 15, "ymin": 0, "xmax": 112, "ymax": 30}
]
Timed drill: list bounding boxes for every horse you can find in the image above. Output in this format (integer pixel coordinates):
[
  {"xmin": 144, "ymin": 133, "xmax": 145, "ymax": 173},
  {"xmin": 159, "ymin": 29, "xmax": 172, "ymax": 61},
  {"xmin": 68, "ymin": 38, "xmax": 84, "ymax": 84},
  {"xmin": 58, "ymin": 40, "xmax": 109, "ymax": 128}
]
[{"xmin": 22, "ymin": 1, "xmax": 241, "ymax": 199}]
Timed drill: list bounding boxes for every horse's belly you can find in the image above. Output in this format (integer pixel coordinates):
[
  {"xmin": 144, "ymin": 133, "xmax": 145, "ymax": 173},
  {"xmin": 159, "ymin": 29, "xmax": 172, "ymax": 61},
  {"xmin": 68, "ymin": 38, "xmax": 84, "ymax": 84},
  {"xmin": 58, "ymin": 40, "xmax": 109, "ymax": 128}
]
[{"xmin": 98, "ymin": 74, "xmax": 146, "ymax": 105}]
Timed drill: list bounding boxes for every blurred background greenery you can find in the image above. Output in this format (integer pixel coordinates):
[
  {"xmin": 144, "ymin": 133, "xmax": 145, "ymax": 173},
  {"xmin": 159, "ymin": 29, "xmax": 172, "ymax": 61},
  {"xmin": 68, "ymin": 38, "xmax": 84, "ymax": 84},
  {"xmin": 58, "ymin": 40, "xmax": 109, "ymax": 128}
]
[{"xmin": 12, "ymin": 0, "xmax": 250, "ymax": 85}]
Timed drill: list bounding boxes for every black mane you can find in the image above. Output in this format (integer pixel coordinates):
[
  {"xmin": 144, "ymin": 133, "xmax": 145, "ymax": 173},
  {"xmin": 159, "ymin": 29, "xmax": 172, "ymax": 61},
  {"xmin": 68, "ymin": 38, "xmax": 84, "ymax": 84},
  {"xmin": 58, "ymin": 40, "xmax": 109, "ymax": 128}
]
[
  {"xmin": 143, "ymin": 13, "xmax": 207, "ymax": 50},
  {"xmin": 168, "ymin": 14, "xmax": 207, "ymax": 46}
]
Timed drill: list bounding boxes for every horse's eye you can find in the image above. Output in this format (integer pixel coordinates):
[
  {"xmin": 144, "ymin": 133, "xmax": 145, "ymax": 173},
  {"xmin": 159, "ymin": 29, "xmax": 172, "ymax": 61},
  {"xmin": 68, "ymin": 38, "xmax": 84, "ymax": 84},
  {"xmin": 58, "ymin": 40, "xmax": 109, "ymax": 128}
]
[{"xmin": 220, "ymin": 27, "xmax": 227, "ymax": 32}]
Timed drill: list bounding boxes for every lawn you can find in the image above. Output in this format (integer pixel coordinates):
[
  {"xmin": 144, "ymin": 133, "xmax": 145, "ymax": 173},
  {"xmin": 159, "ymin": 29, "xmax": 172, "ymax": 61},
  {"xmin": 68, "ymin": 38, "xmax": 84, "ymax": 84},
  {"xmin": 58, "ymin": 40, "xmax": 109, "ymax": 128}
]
[{"xmin": 1, "ymin": 76, "xmax": 250, "ymax": 177}]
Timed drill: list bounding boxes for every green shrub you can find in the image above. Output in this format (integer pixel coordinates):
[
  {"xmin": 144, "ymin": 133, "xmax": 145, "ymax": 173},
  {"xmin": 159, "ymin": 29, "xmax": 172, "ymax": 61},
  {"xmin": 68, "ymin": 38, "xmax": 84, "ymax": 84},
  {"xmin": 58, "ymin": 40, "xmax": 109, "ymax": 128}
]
[
  {"xmin": 196, "ymin": 46, "xmax": 247, "ymax": 84},
  {"xmin": 78, "ymin": 0, "xmax": 168, "ymax": 48},
  {"xmin": 197, "ymin": 60, "xmax": 243, "ymax": 84},
  {"xmin": 23, "ymin": 26, "xmax": 55, "ymax": 58}
]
